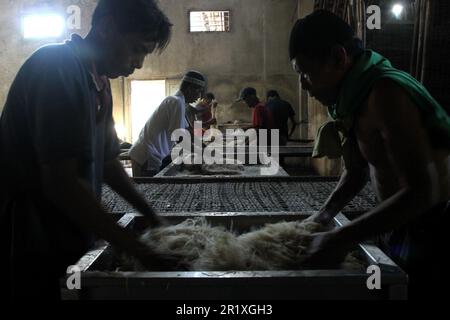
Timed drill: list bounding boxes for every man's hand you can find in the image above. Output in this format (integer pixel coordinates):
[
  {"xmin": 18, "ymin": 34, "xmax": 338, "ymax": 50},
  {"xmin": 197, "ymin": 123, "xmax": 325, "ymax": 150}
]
[
  {"xmin": 104, "ymin": 159, "xmax": 165, "ymax": 225},
  {"xmin": 303, "ymin": 230, "xmax": 351, "ymax": 269},
  {"xmin": 305, "ymin": 211, "xmax": 335, "ymax": 226}
]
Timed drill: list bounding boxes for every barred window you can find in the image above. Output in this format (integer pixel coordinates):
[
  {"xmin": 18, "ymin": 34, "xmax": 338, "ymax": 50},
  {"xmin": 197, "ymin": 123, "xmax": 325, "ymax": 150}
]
[{"xmin": 189, "ymin": 11, "xmax": 230, "ymax": 32}]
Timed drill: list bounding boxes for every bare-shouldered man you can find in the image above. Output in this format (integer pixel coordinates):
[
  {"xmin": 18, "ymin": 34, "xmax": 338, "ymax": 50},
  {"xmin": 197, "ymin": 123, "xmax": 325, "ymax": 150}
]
[{"xmin": 289, "ymin": 10, "xmax": 450, "ymax": 299}]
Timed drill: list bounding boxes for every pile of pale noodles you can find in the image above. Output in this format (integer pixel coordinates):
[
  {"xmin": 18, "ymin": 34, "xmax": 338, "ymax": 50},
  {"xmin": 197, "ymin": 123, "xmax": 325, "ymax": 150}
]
[
  {"xmin": 200, "ymin": 164, "xmax": 245, "ymax": 175},
  {"xmin": 120, "ymin": 217, "xmax": 363, "ymax": 271}
]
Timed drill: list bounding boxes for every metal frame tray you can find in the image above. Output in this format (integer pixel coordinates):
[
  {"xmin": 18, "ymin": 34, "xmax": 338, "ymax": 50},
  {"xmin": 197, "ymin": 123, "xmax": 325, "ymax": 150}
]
[
  {"xmin": 156, "ymin": 161, "xmax": 289, "ymax": 178},
  {"xmin": 63, "ymin": 212, "xmax": 407, "ymax": 300}
]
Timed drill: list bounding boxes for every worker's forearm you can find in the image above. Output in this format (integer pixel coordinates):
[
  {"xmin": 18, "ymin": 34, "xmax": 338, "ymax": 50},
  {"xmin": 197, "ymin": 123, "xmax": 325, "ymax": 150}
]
[
  {"xmin": 288, "ymin": 119, "xmax": 297, "ymax": 137},
  {"xmin": 43, "ymin": 177, "xmax": 147, "ymax": 257},
  {"xmin": 320, "ymin": 168, "xmax": 369, "ymax": 216},
  {"xmin": 338, "ymin": 186, "xmax": 435, "ymax": 246},
  {"xmin": 288, "ymin": 127, "xmax": 296, "ymax": 138},
  {"xmin": 104, "ymin": 159, "xmax": 156, "ymax": 217}
]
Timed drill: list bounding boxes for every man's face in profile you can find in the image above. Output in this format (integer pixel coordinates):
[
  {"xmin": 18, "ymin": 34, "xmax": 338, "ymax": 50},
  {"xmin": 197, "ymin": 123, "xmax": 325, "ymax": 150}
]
[
  {"xmin": 292, "ymin": 53, "xmax": 342, "ymax": 107},
  {"xmin": 103, "ymin": 33, "xmax": 157, "ymax": 78}
]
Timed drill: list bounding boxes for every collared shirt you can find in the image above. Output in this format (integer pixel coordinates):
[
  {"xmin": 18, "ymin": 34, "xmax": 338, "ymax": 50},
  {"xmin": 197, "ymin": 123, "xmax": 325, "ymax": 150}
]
[
  {"xmin": 0, "ymin": 34, "xmax": 119, "ymax": 261},
  {"xmin": 68, "ymin": 34, "xmax": 119, "ymax": 196},
  {"xmin": 129, "ymin": 91, "xmax": 188, "ymax": 171},
  {"xmin": 253, "ymin": 102, "xmax": 275, "ymax": 130}
]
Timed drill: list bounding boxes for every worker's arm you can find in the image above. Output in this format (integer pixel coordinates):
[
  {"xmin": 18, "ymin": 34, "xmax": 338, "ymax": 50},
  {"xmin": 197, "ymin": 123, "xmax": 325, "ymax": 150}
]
[
  {"xmin": 41, "ymin": 159, "xmax": 181, "ymax": 270},
  {"xmin": 287, "ymin": 103, "xmax": 298, "ymax": 138},
  {"xmin": 305, "ymin": 79, "xmax": 440, "ymax": 267},
  {"xmin": 308, "ymin": 137, "xmax": 369, "ymax": 225},
  {"xmin": 337, "ymin": 80, "xmax": 439, "ymax": 241},
  {"xmin": 288, "ymin": 115, "xmax": 298, "ymax": 138},
  {"xmin": 203, "ymin": 118, "xmax": 217, "ymax": 126},
  {"xmin": 103, "ymin": 158, "xmax": 163, "ymax": 227}
]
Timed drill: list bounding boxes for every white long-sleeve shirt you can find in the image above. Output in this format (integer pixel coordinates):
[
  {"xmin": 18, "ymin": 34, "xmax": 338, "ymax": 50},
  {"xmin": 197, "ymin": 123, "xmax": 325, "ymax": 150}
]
[{"xmin": 129, "ymin": 91, "xmax": 188, "ymax": 171}]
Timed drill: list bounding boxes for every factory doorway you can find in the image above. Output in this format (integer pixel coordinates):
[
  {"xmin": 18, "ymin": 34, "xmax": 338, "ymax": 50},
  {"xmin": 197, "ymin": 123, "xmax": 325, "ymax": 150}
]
[{"xmin": 130, "ymin": 80, "xmax": 166, "ymax": 143}]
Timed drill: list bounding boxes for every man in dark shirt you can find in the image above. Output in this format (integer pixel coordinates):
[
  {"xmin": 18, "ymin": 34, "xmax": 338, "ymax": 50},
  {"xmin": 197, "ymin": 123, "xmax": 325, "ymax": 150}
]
[
  {"xmin": 266, "ymin": 90, "xmax": 297, "ymax": 146},
  {"xmin": 0, "ymin": 0, "xmax": 182, "ymax": 299}
]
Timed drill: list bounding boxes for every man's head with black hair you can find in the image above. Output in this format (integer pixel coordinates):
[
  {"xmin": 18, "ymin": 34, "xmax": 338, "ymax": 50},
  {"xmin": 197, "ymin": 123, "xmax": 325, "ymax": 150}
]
[
  {"xmin": 289, "ymin": 10, "xmax": 363, "ymax": 61},
  {"xmin": 204, "ymin": 92, "xmax": 215, "ymax": 102},
  {"xmin": 289, "ymin": 10, "xmax": 364, "ymax": 106},
  {"xmin": 267, "ymin": 90, "xmax": 280, "ymax": 100},
  {"xmin": 180, "ymin": 70, "xmax": 207, "ymax": 104},
  {"xmin": 237, "ymin": 87, "xmax": 259, "ymax": 108},
  {"xmin": 87, "ymin": 0, "xmax": 172, "ymax": 78}
]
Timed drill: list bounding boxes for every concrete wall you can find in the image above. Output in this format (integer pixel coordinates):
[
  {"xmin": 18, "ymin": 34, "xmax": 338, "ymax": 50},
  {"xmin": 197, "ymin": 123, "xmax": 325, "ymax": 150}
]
[
  {"xmin": 0, "ymin": 0, "xmax": 300, "ymax": 144},
  {"xmin": 128, "ymin": 0, "xmax": 300, "ymax": 141},
  {"xmin": 297, "ymin": 0, "xmax": 343, "ymax": 176},
  {"xmin": 0, "ymin": 0, "xmax": 98, "ymax": 112}
]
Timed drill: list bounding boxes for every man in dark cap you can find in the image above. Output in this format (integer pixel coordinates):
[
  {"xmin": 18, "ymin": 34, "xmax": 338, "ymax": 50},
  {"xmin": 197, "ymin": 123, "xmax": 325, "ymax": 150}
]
[{"xmin": 237, "ymin": 87, "xmax": 275, "ymax": 134}]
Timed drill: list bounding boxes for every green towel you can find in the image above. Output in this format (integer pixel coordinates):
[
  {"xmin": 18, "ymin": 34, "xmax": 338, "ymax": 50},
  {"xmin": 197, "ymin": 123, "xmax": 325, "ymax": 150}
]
[{"xmin": 313, "ymin": 50, "xmax": 450, "ymax": 163}]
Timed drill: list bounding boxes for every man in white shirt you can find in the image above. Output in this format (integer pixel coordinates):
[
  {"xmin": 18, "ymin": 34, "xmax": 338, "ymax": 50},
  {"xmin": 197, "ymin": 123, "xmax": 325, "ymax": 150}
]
[{"xmin": 130, "ymin": 70, "xmax": 206, "ymax": 176}]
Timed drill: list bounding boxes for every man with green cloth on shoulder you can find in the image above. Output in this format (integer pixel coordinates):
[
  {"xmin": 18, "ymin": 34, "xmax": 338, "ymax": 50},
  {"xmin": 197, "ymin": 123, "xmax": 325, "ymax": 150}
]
[{"xmin": 290, "ymin": 10, "xmax": 450, "ymax": 299}]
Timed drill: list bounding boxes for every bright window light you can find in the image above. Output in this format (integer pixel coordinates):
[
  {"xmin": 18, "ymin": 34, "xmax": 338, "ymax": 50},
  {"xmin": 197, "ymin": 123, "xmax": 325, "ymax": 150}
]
[
  {"xmin": 392, "ymin": 4, "xmax": 404, "ymax": 18},
  {"xmin": 131, "ymin": 80, "xmax": 166, "ymax": 143},
  {"xmin": 23, "ymin": 14, "xmax": 65, "ymax": 39},
  {"xmin": 190, "ymin": 11, "xmax": 230, "ymax": 32},
  {"xmin": 115, "ymin": 124, "xmax": 127, "ymax": 141}
]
